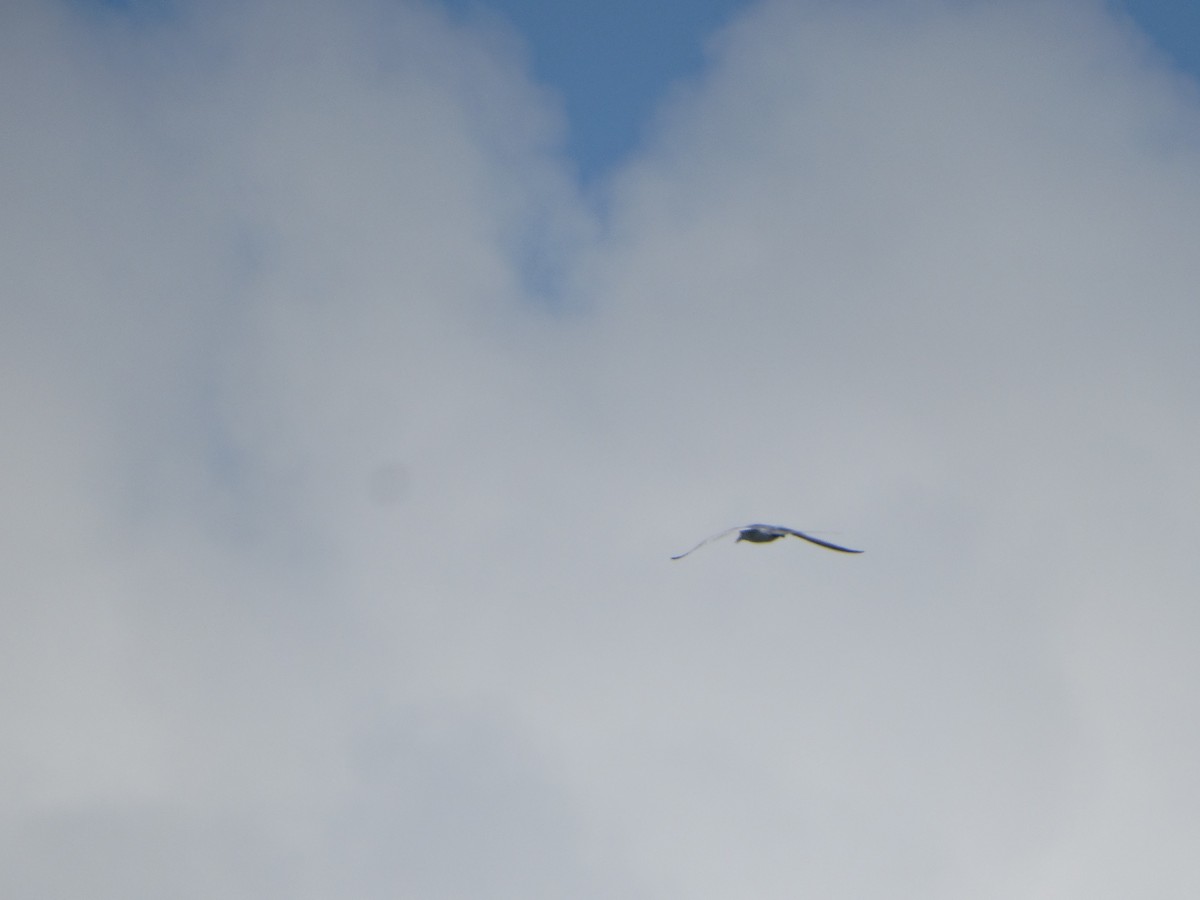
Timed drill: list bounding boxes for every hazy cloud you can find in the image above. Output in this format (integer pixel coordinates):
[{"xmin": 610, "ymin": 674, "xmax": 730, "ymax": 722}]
[{"xmin": 3, "ymin": 0, "xmax": 1200, "ymax": 896}]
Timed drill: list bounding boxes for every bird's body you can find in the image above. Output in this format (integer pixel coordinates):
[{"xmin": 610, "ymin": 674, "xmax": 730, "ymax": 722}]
[{"xmin": 671, "ymin": 524, "xmax": 862, "ymax": 559}]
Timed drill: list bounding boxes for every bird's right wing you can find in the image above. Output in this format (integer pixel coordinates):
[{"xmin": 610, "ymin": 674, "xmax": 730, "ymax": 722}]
[
  {"xmin": 670, "ymin": 526, "xmax": 745, "ymax": 559},
  {"xmin": 781, "ymin": 528, "xmax": 864, "ymax": 554}
]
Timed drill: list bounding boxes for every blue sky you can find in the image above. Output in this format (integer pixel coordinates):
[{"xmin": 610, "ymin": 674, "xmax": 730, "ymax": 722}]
[
  {"xmin": 454, "ymin": 0, "xmax": 1200, "ymax": 181},
  {"xmin": 6, "ymin": 1, "xmax": 1200, "ymax": 897},
  {"xmin": 443, "ymin": 0, "xmax": 743, "ymax": 182},
  {"xmin": 481, "ymin": 0, "xmax": 1200, "ymax": 182},
  {"xmin": 95, "ymin": 0, "xmax": 1200, "ymax": 182},
  {"xmin": 1119, "ymin": 0, "xmax": 1200, "ymax": 67}
]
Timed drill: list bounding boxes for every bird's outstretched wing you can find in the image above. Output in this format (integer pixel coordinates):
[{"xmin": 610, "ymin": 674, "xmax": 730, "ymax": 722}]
[
  {"xmin": 779, "ymin": 528, "xmax": 863, "ymax": 554},
  {"xmin": 670, "ymin": 526, "xmax": 744, "ymax": 560},
  {"xmin": 672, "ymin": 524, "xmax": 864, "ymax": 558}
]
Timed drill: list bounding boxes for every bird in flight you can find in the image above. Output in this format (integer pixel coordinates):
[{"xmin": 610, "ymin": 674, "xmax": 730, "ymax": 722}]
[{"xmin": 671, "ymin": 524, "xmax": 863, "ymax": 560}]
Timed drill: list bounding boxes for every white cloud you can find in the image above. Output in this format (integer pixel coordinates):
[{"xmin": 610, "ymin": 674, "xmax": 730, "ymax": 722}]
[{"xmin": 3, "ymin": 0, "xmax": 1200, "ymax": 896}]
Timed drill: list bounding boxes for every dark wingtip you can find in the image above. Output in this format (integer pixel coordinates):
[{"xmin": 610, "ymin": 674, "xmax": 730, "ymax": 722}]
[{"xmin": 788, "ymin": 530, "xmax": 864, "ymax": 554}]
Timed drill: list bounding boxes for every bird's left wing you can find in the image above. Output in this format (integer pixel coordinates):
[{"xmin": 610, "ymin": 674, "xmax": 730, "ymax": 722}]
[{"xmin": 670, "ymin": 526, "xmax": 745, "ymax": 560}]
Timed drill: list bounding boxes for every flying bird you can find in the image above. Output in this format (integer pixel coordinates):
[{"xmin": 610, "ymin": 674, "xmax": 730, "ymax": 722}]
[{"xmin": 671, "ymin": 524, "xmax": 863, "ymax": 560}]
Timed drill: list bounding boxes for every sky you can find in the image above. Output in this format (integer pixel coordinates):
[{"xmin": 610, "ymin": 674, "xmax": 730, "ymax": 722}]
[
  {"xmin": 3, "ymin": 0, "xmax": 1200, "ymax": 897},
  {"xmin": 446, "ymin": 0, "xmax": 1200, "ymax": 182}
]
